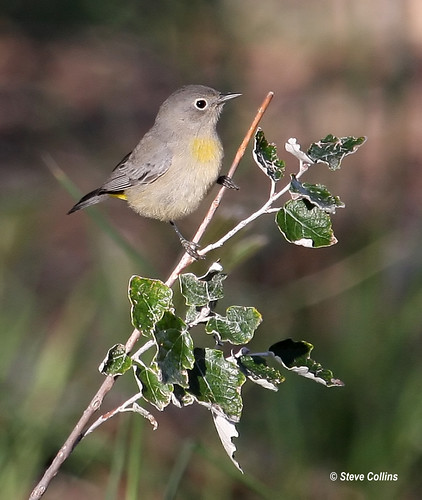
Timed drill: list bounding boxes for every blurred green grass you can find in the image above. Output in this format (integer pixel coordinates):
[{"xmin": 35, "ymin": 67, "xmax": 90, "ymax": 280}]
[{"xmin": 1, "ymin": 0, "xmax": 422, "ymax": 498}]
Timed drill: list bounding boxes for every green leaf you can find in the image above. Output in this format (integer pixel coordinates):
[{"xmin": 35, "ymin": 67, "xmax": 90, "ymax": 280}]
[
  {"xmin": 172, "ymin": 384, "xmax": 196, "ymax": 407},
  {"xmin": 185, "ymin": 304, "xmax": 204, "ymax": 325},
  {"xmin": 99, "ymin": 343, "xmax": 132, "ymax": 376},
  {"xmin": 188, "ymin": 348, "xmax": 246, "ymax": 421},
  {"xmin": 276, "ymin": 199, "xmax": 337, "ymax": 248},
  {"xmin": 307, "ymin": 134, "xmax": 366, "ymax": 170},
  {"xmin": 253, "ymin": 128, "xmax": 285, "ymax": 182},
  {"xmin": 237, "ymin": 354, "xmax": 285, "ymax": 390},
  {"xmin": 133, "ymin": 363, "xmax": 173, "ymax": 411},
  {"xmin": 289, "ymin": 175, "xmax": 345, "ymax": 214},
  {"xmin": 155, "ymin": 311, "xmax": 195, "ymax": 386},
  {"xmin": 182, "ymin": 265, "xmax": 229, "ymax": 329},
  {"xmin": 269, "ymin": 338, "xmax": 344, "ymax": 387},
  {"xmin": 129, "ymin": 276, "xmax": 173, "ymax": 337},
  {"xmin": 179, "ymin": 271, "xmax": 226, "ymax": 307},
  {"xmin": 205, "ymin": 306, "xmax": 262, "ymax": 345}
]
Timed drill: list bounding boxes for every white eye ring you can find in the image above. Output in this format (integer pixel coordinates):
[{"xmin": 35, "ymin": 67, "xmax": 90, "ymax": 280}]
[{"xmin": 195, "ymin": 99, "xmax": 208, "ymax": 110}]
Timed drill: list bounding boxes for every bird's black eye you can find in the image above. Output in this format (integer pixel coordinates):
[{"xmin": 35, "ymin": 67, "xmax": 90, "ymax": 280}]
[{"xmin": 195, "ymin": 99, "xmax": 208, "ymax": 110}]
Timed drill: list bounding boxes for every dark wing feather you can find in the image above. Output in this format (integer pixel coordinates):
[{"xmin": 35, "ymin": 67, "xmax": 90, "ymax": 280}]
[{"xmin": 99, "ymin": 133, "xmax": 172, "ymax": 194}]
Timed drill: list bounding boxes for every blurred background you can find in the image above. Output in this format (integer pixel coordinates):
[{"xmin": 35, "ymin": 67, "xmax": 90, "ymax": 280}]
[{"xmin": 1, "ymin": 0, "xmax": 422, "ymax": 498}]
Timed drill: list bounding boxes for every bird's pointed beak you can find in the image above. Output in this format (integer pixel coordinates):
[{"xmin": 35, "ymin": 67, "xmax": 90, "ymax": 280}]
[{"xmin": 217, "ymin": 92, "xmax": 242, "ymax": 104}]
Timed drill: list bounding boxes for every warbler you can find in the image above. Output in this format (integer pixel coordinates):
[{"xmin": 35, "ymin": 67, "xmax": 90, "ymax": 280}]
[{"xmin": 68, "ymin": 84, "xmax": 240, "ymax": 258}]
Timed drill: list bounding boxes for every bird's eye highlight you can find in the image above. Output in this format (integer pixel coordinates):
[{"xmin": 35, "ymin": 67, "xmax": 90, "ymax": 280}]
[{"xmin": 195, "ymin": 99, "xmax": 208, "ymax": 110}]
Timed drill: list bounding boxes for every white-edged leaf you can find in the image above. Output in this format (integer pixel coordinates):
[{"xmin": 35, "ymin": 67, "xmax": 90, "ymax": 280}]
[
  {"xmin": 99, "ymin": 343, "xmax": 132, "ymax": 376},
  {"xmin": 235, "ymin": 353, "xmax": 285, "ymax": 391},
  {"xmin": 285, "ymin": 137, "xmax": 314, "ymax": 164},
  {"xmin": 212, "ymin": 409, "xmax": 243, "ymax": 473},
  {"xmin": 205, "ymin": 306, "xmax": 262, "ymax": 345},
  {"xmin": 269, "ymin": 338, "xmax": 344, "ymax": 387},
  {"xmin": 307, "ymin": 134, "xmax": 367, "ymax": 170},
  {"xmin": 289, "ymin": 175, "xmax": 345, "ymax": 214},
  {"xmin": 253, "ymin": 128, "xmax": 285, "ymax": 181},
  {"xmin": 276, "ymin": 199, "xmax": 338, "ymax": 248}
]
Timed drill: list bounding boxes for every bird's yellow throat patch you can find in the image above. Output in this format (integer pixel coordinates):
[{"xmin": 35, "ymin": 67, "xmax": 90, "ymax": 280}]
[{"xmin": 191, "ymin": 137, "xmax": 219, "ymax": 163}]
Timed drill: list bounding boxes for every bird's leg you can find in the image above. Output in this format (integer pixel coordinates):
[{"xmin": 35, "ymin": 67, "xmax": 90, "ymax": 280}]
[
  {"xmin": 170, "ymin": 221, "xmax": 205, "ymax": 260},
  {"xmin": 217, "ymin": 175, "xmax": 239, "ymax": 190}
]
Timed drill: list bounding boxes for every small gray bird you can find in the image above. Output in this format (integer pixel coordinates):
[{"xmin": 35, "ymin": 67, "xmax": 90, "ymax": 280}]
[{"xmin": 68, "ymin": 85, "xmax": 240, "ymax": 258}]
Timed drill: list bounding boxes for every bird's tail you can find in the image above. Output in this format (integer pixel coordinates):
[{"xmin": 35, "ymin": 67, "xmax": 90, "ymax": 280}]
[{"xmin": 68, "ymin": 189, "xmax": 108, "ymax": 214}]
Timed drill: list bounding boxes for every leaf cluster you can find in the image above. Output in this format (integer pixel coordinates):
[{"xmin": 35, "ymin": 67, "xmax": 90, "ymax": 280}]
[
  {"xmin": 101, "ymin": 265, "xmax": 343, "ymax": 471},
  {"xmin": 99, "ymin": 129, "xmax": 365, "ymax": 471},
  {"xmin": 254, "ymin": 131, "xmax": 365, "ymax": 248}
]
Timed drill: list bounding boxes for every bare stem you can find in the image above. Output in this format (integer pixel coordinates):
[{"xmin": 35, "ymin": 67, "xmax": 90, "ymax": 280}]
[
  {"xmin": 200, "ymin": 163, "xmax": 308, "ymax": 255},
  {"xmin": 29, "ymin": 91, "xmax": 274, "ymax": 500},
  {"xmin": 83, "ymin": 392, "xmax": 158, "ymax": 437},
  {"xmin": 29, "ymin": 375, "xmax": 116, "ymax": 499}
]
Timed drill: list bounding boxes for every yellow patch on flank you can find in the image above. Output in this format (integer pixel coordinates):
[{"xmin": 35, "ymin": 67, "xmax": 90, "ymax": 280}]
[
  {"xmin": 109, "ymin": 193, "xmax": 127, "ymax": 200},
  {"xmin": 191, "ymin": 137, "xmax": 219, "ymax": 163}
]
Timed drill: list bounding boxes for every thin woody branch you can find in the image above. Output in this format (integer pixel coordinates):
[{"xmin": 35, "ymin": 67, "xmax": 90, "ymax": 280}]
[
  {"xmin": 199, "ymin": 168, "xmax": 309, "ymax": 255},
  {"xmin": 29, "ymin": 375, "xmax": 116, "ymax": 500}
]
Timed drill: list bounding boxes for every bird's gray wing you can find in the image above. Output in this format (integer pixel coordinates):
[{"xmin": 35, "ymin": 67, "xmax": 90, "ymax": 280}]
[{"xmin": 99, "ymin": 135, "xmax": 172, "ymax": 194}]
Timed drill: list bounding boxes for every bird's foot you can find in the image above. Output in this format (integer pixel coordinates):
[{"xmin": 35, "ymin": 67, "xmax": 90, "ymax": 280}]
[
  {"xmin": 170, "ymin": 221, "xmax": 205, "ymax": 260},
  {"xmin": 217, "ymin": 175, "xmax": 239, "ymax": 190},
  {"xmin": 180, "ymin": 238, "xmax": 205, "ymax": 260}
]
